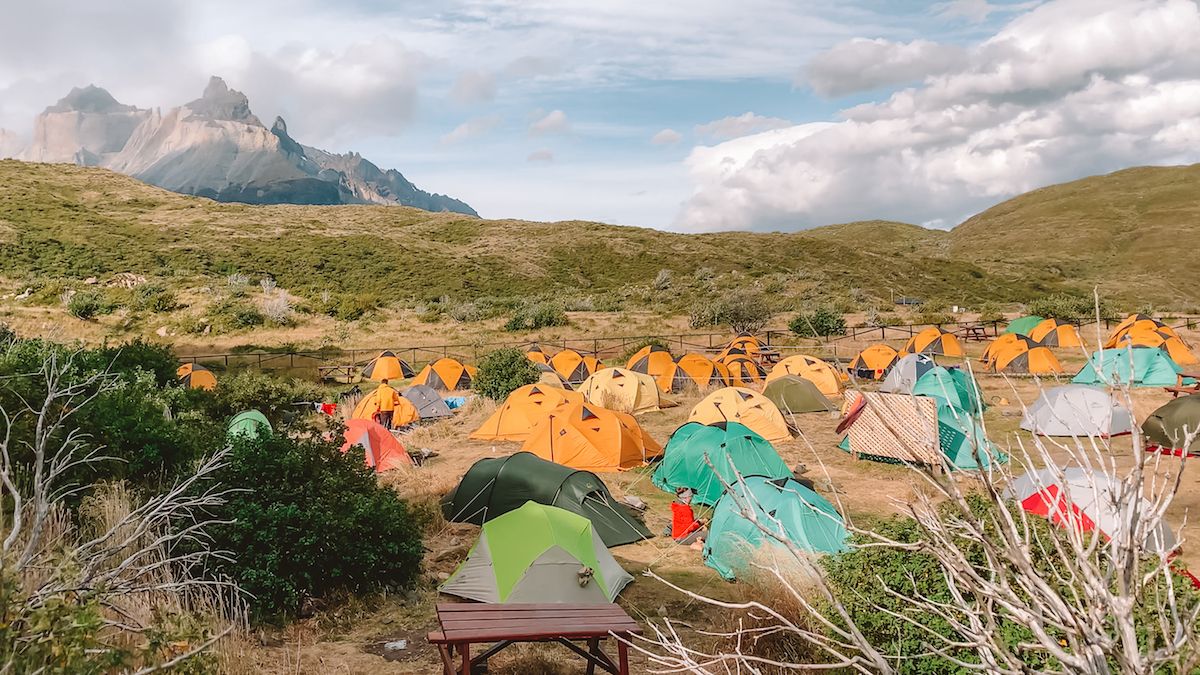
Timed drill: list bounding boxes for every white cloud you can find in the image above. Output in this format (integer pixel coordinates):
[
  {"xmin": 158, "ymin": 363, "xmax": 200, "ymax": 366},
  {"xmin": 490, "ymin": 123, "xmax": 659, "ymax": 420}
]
[
  {"xmin": 802, "ymin": 38, "xmax": 965, "ymax": 97},
  {"xmin": 694, "ymin": 112, "xmax": 793, "ymax": 140},
  {"xmin": 676, "ymin": 0, "xmax": 1200, "ymax": 232},
  {"xmin": 449, "ymin": 70, "xmax": 496, "ymax": 104},
  {"xmin": 529, "ymin": 109, "xmax": 569, "ymax": 135},
  {"xmin": 441, "ymin": 114, "xmax": 502, "ymax": 144},
  {"xmin": 651, "ymin": 128, "xmax": 682, "ymax": 145},
  {"xmin": 527, "ymin": 149, "xmax": 555, "ymax": 162}
]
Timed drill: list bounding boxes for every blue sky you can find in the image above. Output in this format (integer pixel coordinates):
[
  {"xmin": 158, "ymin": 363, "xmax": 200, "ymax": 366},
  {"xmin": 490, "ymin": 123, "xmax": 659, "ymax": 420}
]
[{"xmin": 2, "ymin": 0, "xmax": 1199, "ymax": 231}]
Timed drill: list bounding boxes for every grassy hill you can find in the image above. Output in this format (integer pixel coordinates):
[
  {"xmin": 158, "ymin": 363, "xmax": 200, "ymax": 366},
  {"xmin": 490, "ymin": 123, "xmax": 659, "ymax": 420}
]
[{"xmin": 0, "ymin": 160, "xmax": 1195, "ymax": 312}]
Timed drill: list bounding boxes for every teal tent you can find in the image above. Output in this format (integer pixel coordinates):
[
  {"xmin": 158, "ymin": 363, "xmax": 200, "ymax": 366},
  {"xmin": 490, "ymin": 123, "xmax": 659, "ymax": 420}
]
[
  {"xmin": 1005, "ymin": 315, "xmax": 1045, "ymax": 336},
  {"xmin": 1072, "ymin": 347, "xmax": 1187, "ymax": 388},
  {"xmin": 704, "ymin": 476, "xmax": 848, "ymax": 580},
  {"xmin": 933, "ymin": 401, "xmax": 1004, "ymax": 470},
  {"xmin": 912, "ymin": 367, "xmax": 985, "ymax": 415},
  {"xmin": 652, "ymin": 422, "xmax": 791, "ymax": 506},
  {"xmin": 226, "ymin": 410, "xmax": 271, "ymax": 441}
]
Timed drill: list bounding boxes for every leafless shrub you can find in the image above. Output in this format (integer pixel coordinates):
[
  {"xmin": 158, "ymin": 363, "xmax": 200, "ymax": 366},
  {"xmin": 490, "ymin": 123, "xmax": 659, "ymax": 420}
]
[
  {"xmin": 262, "ymin": 294, "xmax": 293, "ymax": 325},
  {"xmin": 259, "ymin": 276, "xmax": 277, "ymax": 295},
  {"xmin": 226, "ymin": 273, "xmax": 249, "ymax": 287}
]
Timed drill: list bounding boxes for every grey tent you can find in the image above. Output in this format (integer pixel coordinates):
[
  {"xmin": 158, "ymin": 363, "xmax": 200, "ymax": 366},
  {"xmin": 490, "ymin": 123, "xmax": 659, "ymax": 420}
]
[
  {"xmin": 880, "ymin": 354, "xmax": 941, "ymax": 394},
  {"xmin": 762, "ymin": 375, "xmax": 836, "ymax": 414},
  {"xmin": 1020, "ymin": 385, "xmax": 1133, "ymax": 438},
  {"xmin": 401, "ymin": 384, "xmax": 452, "ymax": 420},
  {"xmin": 442, "ymin": 452, "xmax": 652, "ymax": 546}
]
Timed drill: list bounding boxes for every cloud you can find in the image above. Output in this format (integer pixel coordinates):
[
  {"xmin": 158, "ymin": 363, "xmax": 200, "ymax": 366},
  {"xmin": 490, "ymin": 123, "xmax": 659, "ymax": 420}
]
[
  {"xmin": 694, "ymin": 112, "xmax": 793, "ymax": 140},
  {"xmin": 676, "ymin": 0, "xmax": 1200, "ymax": 232},
  {"xmin": 529, "ymin": 109, "xmax": 569, "ymax": 135},
  {"xmin": 802, "ymin": 38, "xmax": 966, "ymax": 97},
  {"xmin": 441, "ymin": 114, "xmax": 502, "ymax": 144},
  {"xmin": 651, "ymin": 128, "xmax": 682, "ymax": 145},
  {"xmin": 527, "ymin": 149, "xmax": 555, "ymax": 163},
  {"xmin": 449, "ymin": 70, "xmax": 496, "ymax": 104},
  {"xmin": 501, "ymin": 56, "xmax": 562, "ymax": 79}
]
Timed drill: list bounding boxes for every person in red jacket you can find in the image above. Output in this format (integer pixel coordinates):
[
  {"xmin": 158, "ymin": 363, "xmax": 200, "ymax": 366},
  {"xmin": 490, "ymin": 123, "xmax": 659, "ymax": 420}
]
[{"xmin": 671, "ymin": 487, "xmax": 707, "ymax": 546}]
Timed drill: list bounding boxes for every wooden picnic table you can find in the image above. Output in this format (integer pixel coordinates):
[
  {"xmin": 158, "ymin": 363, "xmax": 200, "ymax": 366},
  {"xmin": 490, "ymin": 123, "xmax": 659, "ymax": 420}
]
[
  {"xmin": 428, "ymin": 603, "xmax": 642, "ymax": 674},
  {"xmin": 1166, "ymin": 374, "xmax": 1200, "ymax": 398},
  {"xmin": 957, "ymin": 324, "xmax": 991, "ymax": 342}
]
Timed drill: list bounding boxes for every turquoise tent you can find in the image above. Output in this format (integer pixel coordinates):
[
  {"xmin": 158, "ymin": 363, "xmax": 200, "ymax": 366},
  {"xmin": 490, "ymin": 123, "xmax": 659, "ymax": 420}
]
[
  {"xmin": 1005, "ymin": 315, "xmax": 1045, "ymax": 336},
  {"xmin": 226, "ymin": 410, "xmax": 271, "ymax": 441},
  {"xmin": 704, "ymin": 476, "xmax": 848, "ymax": 580},
  {"xmin": 912, "ymin": 367, "xmax": 985, "ymax": 415},
  {"xmin": 1072, "ymin": 347, "xmax": 1187, "ymax": 388},
  {"xmin": 652, "ymin": 422, "xmax": 790, "ymax": 506}
]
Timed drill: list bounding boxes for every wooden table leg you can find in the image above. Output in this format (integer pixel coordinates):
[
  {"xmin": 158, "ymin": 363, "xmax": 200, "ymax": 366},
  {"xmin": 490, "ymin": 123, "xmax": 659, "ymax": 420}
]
[
  {"xmin": 586, "ymin": 638, "xmax": 599, "ymax": 675},
  {"xmin": 461, "ymin": 642, "xmax": 470, "ymax": 675},
  {"xmin": 618, "ymin": 641, "xmax": 629, "ymax": 675}
]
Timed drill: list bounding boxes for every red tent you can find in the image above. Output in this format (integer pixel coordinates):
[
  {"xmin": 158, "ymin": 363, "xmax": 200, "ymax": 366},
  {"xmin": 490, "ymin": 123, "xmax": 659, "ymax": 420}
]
[{"xmin": 341, "ymin": 419, "xmax": 412, "ymax": 473}]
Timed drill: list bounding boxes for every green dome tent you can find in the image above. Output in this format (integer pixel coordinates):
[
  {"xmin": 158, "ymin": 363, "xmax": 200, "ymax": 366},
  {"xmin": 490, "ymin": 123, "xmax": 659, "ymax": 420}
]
[
  {"xmin": 762, "ymin": 375, "xmax": 836, "ymax": 414},
  {"xmin": 1143, "ymin": 396, "xmax": 1200, "ymax": 453},
  {"xmin": 442, "ymin": 452, "xmax": 651, "ymax": 547},
  {"xmin": 652, "ymin": 422, "xmax": 791, "ymax": 507},
  {"xmin": 1073, "ymin": 347, "xmax": 1187, "ymax": 388},
  {"xmin": 1005, "ymin": 315, "xmax": 1045, "ymax": 336},
  {"xmin": 226, "ymin": 410, "xmax": 271, "ymax": 441},
  {"xmin": 912, "ymin": 367, "xmax": 985, "ymax": 415},
  {"xmin": 704, "ymin": 476, "xmax": 848, "ymax": 580},
  {"xmin": 440, "ymin": 502, "xmax": 633, "ymax": 604}
]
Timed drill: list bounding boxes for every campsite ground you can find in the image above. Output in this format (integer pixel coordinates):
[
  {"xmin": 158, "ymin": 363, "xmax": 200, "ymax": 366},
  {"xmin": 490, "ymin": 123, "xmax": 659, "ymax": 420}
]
[{"xmin": 230, "ymin": 325, "xmax": 1200, "ymax": 674}]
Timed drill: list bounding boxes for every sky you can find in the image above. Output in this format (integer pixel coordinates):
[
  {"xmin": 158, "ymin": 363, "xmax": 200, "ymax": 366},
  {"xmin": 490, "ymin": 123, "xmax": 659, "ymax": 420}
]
[{"xmin": 1, "ymin": 0, "xmax": 1198, "ymax": 231}]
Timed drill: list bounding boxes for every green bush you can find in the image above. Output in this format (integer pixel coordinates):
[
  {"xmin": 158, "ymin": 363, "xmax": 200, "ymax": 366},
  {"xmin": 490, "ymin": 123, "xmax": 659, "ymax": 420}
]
[
  {"xmin": 193, "ymin": 369, "xmax": 324, "ymax": 424},
  {"xmin": 208, "ymin": 298, "xmax": 264, "ymax": 330},
  {"xmin": 208, "ymin": 430, "xmax": 424, "ymax": 621},
  {"xmin": 131, "ymin": 283, "xmax": 179, "ymax": 313},
  {"xmin": 473, "ymin": 348, "xmax": 540, "ymax": 400},
  {"xmin": 789, "ymin": 307, "xmax": 846, "ymax": 337},
  {"xmin": 504, "ymin": 302, "xmax": 568, "ymax": 332},
  {"xmin": 1027, "ymin": 293, "xmax": 1109, "ymax": 320},
  {"xmin": 621, "ymin": 337, "xmax": 671, "ymax": 364},
  {"xmin": 66, "ymin": 291, "xmax": 112, "ymax": 320},
  {"xmin": 689, "ymin": 292, "xmax": 774, "ymax": 334}
]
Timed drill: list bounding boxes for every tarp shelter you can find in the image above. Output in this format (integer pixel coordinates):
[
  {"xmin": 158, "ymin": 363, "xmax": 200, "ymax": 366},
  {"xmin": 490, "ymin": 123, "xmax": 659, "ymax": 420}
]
[
  {"xmin": 766, "ymin": 355, "xmax": 844, "ymax": 397},
  {"xmin": 361, "ymin": 350, "xmax": 415, "ymax": 381},
  {"xmin": 227, "ymin": 410, "xmax": 271, "ymax": 441},
  {"xmin": 704, "ymin": 476, "xmax": 848, "ymax": 580},
  {"xmin": 1115, "ymin": 331, "xmax": 1198, "ymax": 366},
  {"xmin": 662, "ymin": 354, "xmax": 729, "ymax": 393},
  {"xmin": 401, "ymin": 384, "xmax": 452, "ymax": 420},
  {"xmin": 440, "ymin": 502, "xmax": 633, "ymax": 604},
  {"xmin": 991, "ymin": 342, "xmax": 1064, "ymax": 375},
  {"xmin": 470, "ymin": 385, "xmax": 584, "ymax": 442},
  {"xmin": 902, "ymin": 327, "xmax": 965, "ymax": 358},
  {"xmin": 720, "ymin": 356, "xmax": 767, "ymax": 388},
  {"xmin": 1005, "ymin": 315, "xmax": 1046, "ymax": 336},
  {"xmin": 626, "ymin": 344, "xmax": 675, "ymax": 383},
  {"xmin": 1029, "ymin": 319, "xmax": 1083, "ymax": 348},
  {"xmin": 351, "ymin": 388, "xmax": 420, "ymax": 426},
  {"xmin": 763, "ymin": 375, "xmax": 836, "ymax": 414},
  {"xmin": 879, "ymin": 354, "xmax": 939, "ymax": 394},
  {"xmin": 578, "ymin": 367, "xmax": 673, "ymax": 414},
  {"xmin": 413, "ymin": 358, "xmax": 476, "ymax": 391},
  {"xmin": 652, "ymin": 421, "xmax": 791, "ymax": 506},
  {"xmin": 341, "ymin": 418, "xmax": 412, "ymax": 472},
  {"xmin": 177, "ymin": 363, "xmax": 216, "ymax": 391},
  {"xmin": 912, "ymin": 366, "xmax": 985, "ymax": 415},
  {"xmin": 1007, "ymin": 467, "xmax": 1178, "ymax": 554},
  {"xmin": 1072, "ymin": 348, "xmax": 1185, "ymax": 388},
  {"xmin": 849, "ymin": 344, "xmax": 899, "ymax": 380},
  {"xmin": 550, "ymin": 349, "xmax": 604, "ymax": 386},
  {"xmin": 1143, "ymin": 396, "xmax": 1200, "ymax": 453},
  {"xmin": 1020, "ymin": 385, "xmax": 1133, "ymax": 438},
  {"xmin": 688, "ymin": 387, "xmax": 791, "ymax": 444},
  {"xmin": 521, "ymin": 401, "xmax": 661, "ymax": 471},
  {"xmin": 443, "ymin": 452, "xmax": 652, "ymax": 546}
]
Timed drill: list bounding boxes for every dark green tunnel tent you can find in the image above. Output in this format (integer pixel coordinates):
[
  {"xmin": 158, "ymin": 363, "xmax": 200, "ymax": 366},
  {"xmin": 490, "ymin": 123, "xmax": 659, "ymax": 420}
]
[{"xmin": 441, "ymin": 452, "xmax": 652, "ymax": 547}]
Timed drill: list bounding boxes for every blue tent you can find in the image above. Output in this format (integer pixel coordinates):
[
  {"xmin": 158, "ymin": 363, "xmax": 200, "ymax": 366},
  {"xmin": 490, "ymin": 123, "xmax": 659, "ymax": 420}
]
[
  {"xmin": 652, "ymin": 422, "xmax": 790, "ymax": 506},
  {"xmin": 1073, "ymin": 347, "xmax": 1187, "ymax": 388},
  {"xmin": 912, "ymin": 367, "xmax": 985, "ymax": 415}
]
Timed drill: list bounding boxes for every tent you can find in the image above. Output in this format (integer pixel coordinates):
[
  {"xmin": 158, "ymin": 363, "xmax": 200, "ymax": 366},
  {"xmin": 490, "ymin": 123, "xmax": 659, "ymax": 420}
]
[
  {"xmin": 351, "ymin": 388, "xmax": 421, "ymax": 426},
  {"xmin": 981, "ymin": 334, "xmax": 1038, "ymax": 368},
  {"xmin": 443, "ymin": 452, "xmax": 652, "ymax": 546},
  {"xmin": 1072, "ymin": 348, "xmax": 1185, "ymax": 388},
  {"xmin": 522, "ymin": 401, "xmax": 661, "ymax": 471},
  {"xmin": 704, "ymin": 476, "xmax": 848, "ymax": 580},
  {"xmin": 663, "ymin": 354, "xmax": 729, "ymax": 393},
  {"xmin": 912, "ymin": 366, "xmax": 985, "ymax": 415},
  {"xmin": 578, "ymin": 367, "xmax": 672, "ymax": 414},
  {"xmin": 849, "ymin": 344, "xmax": 899, "ymax": 380},
  {"xmin": 532, "ymin": 362, "xmax": 572, "ymax": 389},
  {"xmin": 1142, "ymin": 396, "xmax": 1200, "ymax": 453},
  {"xmin": 177, "ymin": 363, "xmax": 217, "ymax": 391},
  {"xmin": 361, "ymin": 350, "xmax": 415, "ymax": 381},
  {"xmin": 227, "ymin": 410, "xmax": 271, "ymax": 441},
  {"xmin": 440, "ymin": 502, "xmax": 633, "ymax": 604},
  {"xmin": 1104, "ymin": 314, "xmax": 1176, "ymax": 348},
  {"xmin": 341, "ymin": 419, "xmax": 412, "ymax": 472},
  {"xmin": 879, "ymin": 354, "xmax": 940, "ymax": 394},
  {"xmin": 718, "ymin": 334, "xmax": 764, "ymax": 361},
  {"xmin": 470, "ymin": 384, "xmax": 584, "ymax": 442},
  {"xmin": 902, "ymin": 327, "xmax": 964, "ymax": 358},
  {"xmin": 763, "ymin": 375, "xmax": 837, "ymax": 414},
  {"xmin": 1029, "ymin": 319, "xmax": 1083, "ymax": 348},
  {"xmin": 838, "ymin": 391, "xmax": 1003, "ymax": 471},
  {"xmin": 526, "ymin": 344, "xmax": 551, "ymax": 365},
  {"xmin": 1005, "ymin": 315, "xmax": 1046, "ymax": 336},
  {"xmin": 766, "ymin": 355, "xmax": 843, "ymax": 397},
  {"xmin": 626, "ymin": 344, "xmax": 675, "ymax": 384},
  {"xmin": 652, "ymin": 421, "xmax": 791, "ymax": 506},
  {"xmin": 550, "ymin": 349, "xmax": 604, "ymax": 386},
  {"xmin": 413, "ymin": 358, "xmax": 476, "ymax": 391},
  {"xmin": 1115, "ymin": 331, "xmax": 1198, "ymax": 366},
  {"xmin": 401, "ymin": 384, "xmax": 453, "ymax": 420},
  {"xmin": 688, "ymin": 387, "xmax": 792, "ymax": 444},
  {"xmin": 720, "ymin": 356, "xmax": 767, "ymax": 388},
  {"xmin": 991, "ymin": 342, "xmax": 1064, "ymax": 375},
  {"xmin": 1020, "ymin": 385, "xmax": 1133, "ymax": 438},
  {"xmin": 1006, "ymin": 467, "xmax": 1178, "ymax": 554}
]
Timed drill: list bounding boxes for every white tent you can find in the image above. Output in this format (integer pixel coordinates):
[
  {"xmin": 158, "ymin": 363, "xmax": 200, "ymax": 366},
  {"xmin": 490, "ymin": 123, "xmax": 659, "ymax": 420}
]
[
  {"xmin": 879, "ymin": 354, "xmax": 939, "ymax": 394},
  {"xmin": 1020, "ymin": 385, "xmax": 1132, "ymax": 438}
]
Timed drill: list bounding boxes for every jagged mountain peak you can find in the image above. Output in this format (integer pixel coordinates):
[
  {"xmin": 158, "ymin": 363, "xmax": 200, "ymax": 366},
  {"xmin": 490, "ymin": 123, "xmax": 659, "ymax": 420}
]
[
  {"xmin": 185, "ymin": 76, "xmax": 262, "ymax": 126},
  {"xmin": 46, "ymin": 85, "xmax": 137, "ymax": 114}
]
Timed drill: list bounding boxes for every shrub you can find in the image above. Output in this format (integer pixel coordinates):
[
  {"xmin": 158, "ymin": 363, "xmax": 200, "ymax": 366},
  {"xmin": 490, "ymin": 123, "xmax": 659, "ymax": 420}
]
[
  {"xmin": 208, "ymin": 299, "xmax": 264, "ymax": 330},
  {"xmin": 66, "ymin": 291, "xmax": 111, "ymax": 320},
  {"xmin": 789, "ymin": 307, "xmax": 846, "ymax": 338},
  {"xmin": 262, "ymin": 295, "xmax": 292, "ymax": 326},
  {"xmin": 653, "ymin": 269, "xmax": 673, "ymax": 291},
  {"xmin": 975, "ymin": 301, "xmax": 1007, "ymax": 324},
  {"xmin": 621, "ymin": 337, "xmax": 671, "ymax": 364},
  {"xmin": 1027, "ymin": 292, "xmax": 1108, "ymax": 320},
  {"xmin": 194, "ymin": 369, "xmax": 324, "ymax": 424},
  {"xmin": 473, "ymin": 348, "xmax": 540, "ymax": 400},
  {"xmin": 208, "ymin": 430, "xmax": 424, "ymax": 621},
  {"xmin": 504, "ymin": 302, "xmax": 568, "ymax": 332},
  {"xmin": 131, "ymin": 283, "xmax": 179, "ymax": 313}
]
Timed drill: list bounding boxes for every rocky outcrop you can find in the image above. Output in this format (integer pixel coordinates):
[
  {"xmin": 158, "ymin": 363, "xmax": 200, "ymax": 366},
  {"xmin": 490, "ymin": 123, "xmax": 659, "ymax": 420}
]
[{"xmin": 24, "ymin": 85, "xmax": 150, "ymax": 165}]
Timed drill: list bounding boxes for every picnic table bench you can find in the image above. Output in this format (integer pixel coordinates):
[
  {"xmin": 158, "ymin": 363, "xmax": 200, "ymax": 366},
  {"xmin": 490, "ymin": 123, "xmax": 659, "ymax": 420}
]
[
  {"xmin": 957, "ymin": 324, "xmax": 991, "ymax": 342},
  {"xmin": 1165, "ymin": 374, "xmax": 1200, "ymax": 398},
  {"xmin": 428, "ymin": 603, "xmax": 641, "ymax": 674}
]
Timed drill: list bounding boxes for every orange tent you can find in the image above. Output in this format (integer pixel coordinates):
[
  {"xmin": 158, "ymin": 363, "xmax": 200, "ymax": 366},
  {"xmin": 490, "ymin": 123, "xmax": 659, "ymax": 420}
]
[
  {"xmin": 1104, "ymin": 314, "xmax": 1176, "ymax": 348},
  {"xmin": 341, "ymin": 419, "xmax": 412, "ymax": 472},
  {"xmin": 1116, "ymin": 331, "xmax": 1198, "ymax": 366},
  {"xmin": 765, "ymin": 355, "xmax": 843, "ymax": 397},
  {"xmin": 902, "ymin": 327, "xmax": 964, "ymax": 358},
  {"xmin": 526, "ymin": 344, "xmax": 551, "ymax": 366},
  {"xmin": 550, "ymin": 349, "xmax": 603, "ymax": 385},
  {"xmin": 1028, "ymin": 319, "xmax": 1082, "ymax": 349},
  {"xmin": 521, "ymin": 401, "xmax": 661, "ymax": 472},
  {"xmin": 470, "ymin": 384, "xmax": 583, "ymax": 441},
  {"xmin": 849, "ymin": 345, "xmax": 898, "ymax": 380},
  {"xmin": 626, "ymin": 344, "xmax": 675, "ymax": 383},
  {"xmin": 991, "ymin": 342, "xmax": 1064, "ymax": 375},
  {"xmin": 720, "ymin": 356, "xmax": 766, "ymax": 388},
  {"xmin": 177, "ymin": 363, "xmax": 217, "ymax": 391},
  {"xmin": 981, "ymin": 334, "xmax": 1038, "ymax": 368},
  {"xmin": 688, "ymin": 387, "xmax": 791, "ymax": 444},
  {"xmin": 662, "ymin": 354, "xmax": 729, "ymax": 393},
  {"xmin": 413, "ymin": 358, "xmax": 477, "ymax": 391},
  {"xmin": 361, "ymin": 350, "xmax": 415, "ymax": 381},
  {"xmin": 717, "ymin": 334, "xmax": 763, "ymax": 362},
  {"xmin": 351, "ymin": 389, "xmax": 420, "ymax": 426}
]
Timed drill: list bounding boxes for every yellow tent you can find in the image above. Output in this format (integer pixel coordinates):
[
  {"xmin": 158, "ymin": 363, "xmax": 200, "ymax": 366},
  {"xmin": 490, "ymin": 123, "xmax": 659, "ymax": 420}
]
[
  {"xmin": 765, "ymin": 355, "xmax": 844, "ymax": 397},
  {"xmin": 688, "ymin": 387, "xmax": 791, "ymax": 444},
  {"xmin": 578, "ymin": 367, "xmax": 674, "ymax": 414},
  {"xmin": 521, "ymin": 401, "xmax": 661, "ymax": 471},
  {"xmin": 352, "ymin": 389, "xmax": 421, "ymax": 426},
  {"xmin": 901, "ymin": 327, "xmax": 964, "ymax": 358},
  {"xmin": 550, "ymin": 349, "xmax": 603, "ymax": 385},
  {"xmin": 470, "ymin": 384, "xmax": 584, "ymax": 441},
  {"xmin": 413, "ymin": 358, "xmax": 477, "ymax": 391},
  {"xmin": 361, "ymin": 350, "xmax": 415, "ymax": 381}
]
